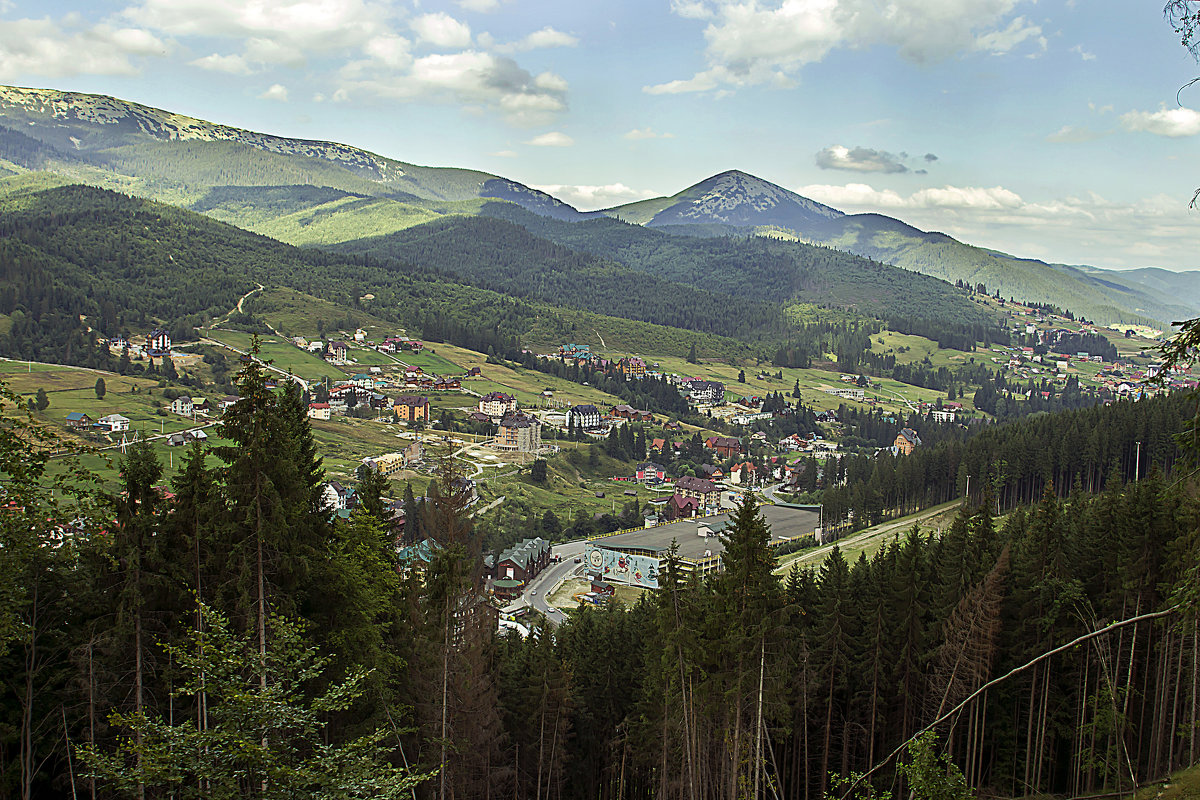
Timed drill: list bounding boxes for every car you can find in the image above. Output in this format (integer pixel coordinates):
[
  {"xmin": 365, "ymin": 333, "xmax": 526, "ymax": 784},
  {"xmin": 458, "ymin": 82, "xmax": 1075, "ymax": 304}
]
[
  {"xmin": 530, "ymin": 589, "xmax": 537, "ymax": 596},
  {"xmin": 574, "ymin": 556, "xmax": 582, "ymax": 563}
]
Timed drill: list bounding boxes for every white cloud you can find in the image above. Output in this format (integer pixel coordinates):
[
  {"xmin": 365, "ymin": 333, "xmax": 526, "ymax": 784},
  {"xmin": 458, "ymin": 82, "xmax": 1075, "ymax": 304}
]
[
  {"xmin": 647, "ymin": 0, "xmax": 1042, "ymax": 94},
  {"xmin": 0, "ymin": 18, "xmax": 168, "ymax": 78},
  {"xmin": 457, "ymin": 0, "xmax": 501, "ymax": 11},
  {"xmin": 123, "ymin": 0, "xmax": 391, "ymax": 64},
  {"xmin": 190, "ymin": 52, "xmax": 252, "ymax": 73},
  {"xmin": 974, "ymin": 16, "xmax": 1044, "ymax": 55},
  {"xmin": 258, "ymin": 83, "xmax": 289, "ymax": 101},
  {"xmin": 1045, "ymin": 124, "xmax": 1104, "ymax": 143},
  {"xmin": 410, "ymin": 12, "xmax": 471, "ymax": 49},
  {"xmin": 525, "ymin": 131, "xmax": 574, "ymax": 147},
  {"xmin": 815, "ymin": 145, "xmax": 908, "ymax": 173},
  {"xmin": 1070, "ymin": 44, "xmax": 1096, "ymax": 61},
  {"xmin": 624, "ymin": 127, "xmax": 675, "ymax": 139},
  {"xmin": 338, "ymin": 50, "xmax": 568, "ymax": 125},
  {"xmin": 494, "ymin": 26, "xmax": 578, "ymax": 53},
  {"xmin": 1120, "ymin": 105, "xmax": 1200, "ymax": 138},
  {"xmin": 531, "ymin": 183, "xmax": 660, "ymax": 210},
  {"xmin": 490, "ymin": 149, "xmax": 518, "ymax": 157}
]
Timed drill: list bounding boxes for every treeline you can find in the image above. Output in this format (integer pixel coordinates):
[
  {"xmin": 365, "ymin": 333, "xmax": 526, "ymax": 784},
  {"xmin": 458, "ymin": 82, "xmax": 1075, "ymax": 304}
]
[
  {"xmin": 820, "ymin": 392, "xmax": 1185, "ymax": 531},
  {"xmin": 495, "ymin": 481, "xmax": 1200, "ymax": 799}
]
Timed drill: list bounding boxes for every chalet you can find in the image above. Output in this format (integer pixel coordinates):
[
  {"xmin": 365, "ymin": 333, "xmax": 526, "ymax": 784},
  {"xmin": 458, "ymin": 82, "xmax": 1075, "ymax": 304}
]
[
  {"xmin": 467, "ymin": 411, "xmax": 493, "ymax": 424},
  {"xmin": 377, "ymin": 337, "xmax": 403, "ymax": 353},
  {"xmin": 611, "ymin": 404, "xmax": 653, "ymax": 422},
  {"xmin": 705, "ymin": 436, "xmax": 742, "ymax": 459},
  {"xmin": 349, "ymin": 373, "xmax": 377, "ymax": 390},
  {"xmin": 493, "ymin": 537, "xmax": 550, "ymax": 583},
  {"xmin": 166, "ymin": 433, "xmax": 187, "ymax": 447},
  {"xmin": 636, "ymin": 462, "xmax": 667, "ymax": 483},
  {"xmin": 393, "ymin": 395, "xmax": 430, "ymax": 422},
  {"xmin": 674, "ymin": 476, "xmax": 720, "ymax": 508},
  {"xmin": 146, "ymin": 329, "xmax": 171, "ymax": 357},
  {"xmin": 398, "ymin": 538, "xmax": 442, "ymax": 573},
  {"xmin": 184, "ymin": 428, "xmax": 208, "ymax": 442},
  {"xmin": 465, "ymin": 366, "xmax": 483, "ymax": 377},
  {"xmin": 729, "ymin": 461, "xmax": 758, "ymax": 486},
  {"xmin": 308, "ymin": 402, "xmax": 332, "ymax": 421},
  {"xmin": 666, "ymin": 493, "xmax": 702, "ymax": 520},
  {"xmin": 894, "ymin": 428, "xmax": 922, "ymax": 455},
  {"xmin": 431, "ymin": 376, "xmax": 461, "ymax": 392},
  {"xmin": 479, "ymin": 391, "xmax": 518, "ymax": 419},
  {"xmin": 650, "ymin": 437, "xmax": 667, "ymax": 452},
  {"xmin": 699, "ymin": 464, "xmax": 725, "ymax": 480},
  {"xmin": 97, "ymin": 414, "xmax": 130, "ymax": 432},
  {"xmin": 498, "ymin": 412, "xmax": 542, "ymax": 453},
  {"xmin": 663, "ymin": 420, "xmax": 682, "ymax": 431},
  {"xmin": 65, "ymin": 412, "xmax": 93, "ymax": 430},
  {"xmin": 566, "ymin": 404, "xmax": 602, "ymax": 430},
  {"xmin": 169, "ymin": 396, "xmax": 194, "ymax": 416},
  {"xmin": 778, "ymin": 433, "xmax": 808, "ymax": 451},
  {"xmin": 219, "ymin": 395, "xmax": 240, "ymax": 412}
]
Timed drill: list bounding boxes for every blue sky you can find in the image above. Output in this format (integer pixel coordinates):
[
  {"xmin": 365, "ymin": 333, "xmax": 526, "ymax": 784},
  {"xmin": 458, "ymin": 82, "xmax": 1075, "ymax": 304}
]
[{"xmin": 1, "ymin": 0, "xmax": 1197, "ymax": 271}]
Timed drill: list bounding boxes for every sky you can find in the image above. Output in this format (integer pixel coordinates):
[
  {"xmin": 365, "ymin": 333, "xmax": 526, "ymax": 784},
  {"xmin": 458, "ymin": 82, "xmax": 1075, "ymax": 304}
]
[{"xmin": 0, "ymin": 0, "xmax": 1197, "ymax": 271}]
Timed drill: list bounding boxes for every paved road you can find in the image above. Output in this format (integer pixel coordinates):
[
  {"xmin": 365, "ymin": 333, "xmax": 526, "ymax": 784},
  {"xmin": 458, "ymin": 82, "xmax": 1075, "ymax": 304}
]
[
  {"xmin": 505, "ymin": 539, "xmax": 589, "ymax": 626},
  {"xmin": 199, "ymin": 337, "xmax": 310, "ymax": 392}
]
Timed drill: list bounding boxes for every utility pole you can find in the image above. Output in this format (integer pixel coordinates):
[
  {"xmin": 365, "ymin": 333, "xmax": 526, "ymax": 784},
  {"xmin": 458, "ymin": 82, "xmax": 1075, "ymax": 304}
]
[
  {"xmin": 1135, "ymin": 440, "xmax": 1141, "ymax": 482},
  {"xmin": 965, "ymin": 474, "xmax": 971, "ymax": 503}
]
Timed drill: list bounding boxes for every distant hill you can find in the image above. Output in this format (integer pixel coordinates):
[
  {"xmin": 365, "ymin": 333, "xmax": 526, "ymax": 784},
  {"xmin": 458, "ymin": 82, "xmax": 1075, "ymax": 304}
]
[{"xmin": 605, "ymin": 173, "xmax": 1194, "ymax": 327}]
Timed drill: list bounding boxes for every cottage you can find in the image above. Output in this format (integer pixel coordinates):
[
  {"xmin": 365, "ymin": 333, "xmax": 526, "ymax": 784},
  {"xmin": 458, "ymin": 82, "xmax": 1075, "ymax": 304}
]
[
  {"xmin": 165, "ymin": 433, "xmax": 187, "ymax": 447},
  {"xmin": 705, "ymin": 436, "xmax": 742, "ymax": 459},
  {"xmin": 97, "ymin": 413, "xmax": 131, "ymax": 432},
  {"xmin": 728, "ymin": 461, "xmax": 758, "ymax": 486},
  {"xmin": 611, "ymin": 404, "xmax": 652, "ymax": 422},
  {"xmin": 65, "ymin": 412, "xmax": 93, "ymax": 430}
]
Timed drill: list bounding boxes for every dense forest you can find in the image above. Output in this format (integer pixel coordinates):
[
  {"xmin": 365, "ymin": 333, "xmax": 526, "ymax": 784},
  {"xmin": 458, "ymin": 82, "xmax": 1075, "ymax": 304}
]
[{"xmin": 3, "ymin": 352, "xmax": 1198, "ymax": 799}]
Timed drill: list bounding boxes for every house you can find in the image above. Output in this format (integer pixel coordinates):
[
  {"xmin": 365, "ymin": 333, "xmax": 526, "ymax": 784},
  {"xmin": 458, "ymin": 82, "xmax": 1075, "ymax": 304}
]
[
  {"xmin": 650, "ymin": 437, "xmax": 667, "ymax": 452},
  {"xmin": 674, "ymin": 476, "xmax": 720, "ymax": 508},
  {"xmin": 166, "ymin": 432, "xmax": 187, "ymax": 447},
  {"xmin": 699, "ymin": 464, "xmax": 725, "ymax": 480},
  {"xmin": 146, "ymin": 328, "xmax": 171, "ymax": 357},
  {"xmin": 97, "ymin": 414, "xmax": 130, "ymax": 432},
  {"xmin": 397, "ymin": 538, "xmax": 442, "ymax": 573},
  {"xmin": 322, "ymin": 480, "xmax": 356, "ymax": 512},
  {"xmin": 894, "ymin": 428, "xmax": 922, "ymax": 455},
  {"xmin": 479, "ymin": 391, "xmax": 517, "ymax": 419},
  {"xmin": 326, "ymin": 341, "xmax": 351, "ymax": 365},
  {"xmin": 219, "ymin": 395, "xmax": 240, "ymax": 412},
  {"xmin": 684, "ymin": 379, "xmax": 725, "ymax": 405},
  {"xmin": 308, "ymin": 402, "xmax": 332, "ymax": 421},
  {"xmin": 705, "ymin": 436, "xmax": 742, "ymax": 459},
  {"xmin": 611, "ymin": 404, "xmax": 653, "ymax": 422},
  {"xmin": 636, "ymin": 462, "xmax": 667, "ymax": 483},
  {"xmin": 729, "ymin": 461, "xmax": 758, "ymax": 486},
  {"xmin": 666, "ymin": 493, "xmax": 702, "ymax": 520},
  {"xmin": 566, "ymin": 404, "xmax": 602, "ymax": 430},
  {"xmin": 498, "ymin": 413, "xmax": 542, "ymax": 453},
  {"xmin": 65, "ymin": 412, "xmax": 93, "ymax": 430},
  {"xmin": 401, "ymin": 439, "xmax": 424, "ymax": 467},
  {"xmin": 431, "ymin": 376, "xmax": 461, "ymax": 392},
  {"xmin": 393, "ymin": 395, "xmax": 430, "ymax": 422},
  {"xmin": 349, "ymin": 373, "xmax": 377, "ymax": 390},
  {"xmin": 192, "ymin": 398, "xmax": 212, "ymax": 416},
  {"xmin": 465, "ymin": 366, "xmax": 482, "ymax": 377},
  {"xmin": 493, "ymin": 537, "xmax": 550, "ymax": 583},
  {"xmin": 169, "ymin": 396, "xmax": 194, "ymax": 416},
  {"xmin": 362, "ymin": 453, "xmax": 405, "ymax": 476},
  {"xmin": 930, "ymin": 409, "xmax": 956, "ymax": 423},
  {"xmin": 184, "ymin": 428, "xmax": 208, "ymax": 442},
  {"xmin": 467, "ymin": 410, "xmax": 493, "ymax": 424}
]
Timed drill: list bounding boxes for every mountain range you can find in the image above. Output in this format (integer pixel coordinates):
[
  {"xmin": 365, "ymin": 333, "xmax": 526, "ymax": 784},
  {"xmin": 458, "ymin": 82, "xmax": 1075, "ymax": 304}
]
[{"xmin": 0, "ymin": 83, "xmax": 1193, "ymax": 328}]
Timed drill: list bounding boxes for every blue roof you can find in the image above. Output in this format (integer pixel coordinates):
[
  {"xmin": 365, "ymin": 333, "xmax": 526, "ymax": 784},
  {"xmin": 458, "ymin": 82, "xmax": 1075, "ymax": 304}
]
[{"xmin": 65, "ymin": 412, "xmax": 87, "ymax": 422}]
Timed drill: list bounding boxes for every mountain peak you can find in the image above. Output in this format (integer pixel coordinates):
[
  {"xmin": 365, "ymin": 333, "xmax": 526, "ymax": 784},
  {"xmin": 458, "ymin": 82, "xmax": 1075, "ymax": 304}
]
[{"xmin": 634, "ymin": 169, "xmax": 844, "ymax": 229}]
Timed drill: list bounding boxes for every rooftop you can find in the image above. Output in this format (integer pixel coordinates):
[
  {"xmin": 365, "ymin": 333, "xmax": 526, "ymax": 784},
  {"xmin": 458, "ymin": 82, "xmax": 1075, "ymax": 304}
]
[{"xmin": 592, "ymin": 504, "xmax": 819, "ymax": 562}]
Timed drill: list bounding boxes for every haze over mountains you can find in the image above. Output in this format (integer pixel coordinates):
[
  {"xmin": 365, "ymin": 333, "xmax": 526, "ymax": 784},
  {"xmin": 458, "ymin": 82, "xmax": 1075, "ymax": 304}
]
[{"xmin": 0, "ymin": 84, "xmax": 1194, "ymax": 328}]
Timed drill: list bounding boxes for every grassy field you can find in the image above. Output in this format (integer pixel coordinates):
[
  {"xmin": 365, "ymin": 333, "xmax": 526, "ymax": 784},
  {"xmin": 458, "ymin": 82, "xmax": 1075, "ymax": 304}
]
[
  {"xmin": 774, "ymin": 501, "xmax": 964, "ymax": 574},
  {"xmin": 200, "ymin": 329, "xmax": 349, "ymax": 381}
]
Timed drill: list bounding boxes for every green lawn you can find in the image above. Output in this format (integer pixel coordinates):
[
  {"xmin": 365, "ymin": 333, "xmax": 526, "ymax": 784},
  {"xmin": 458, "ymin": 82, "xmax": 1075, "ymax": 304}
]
[{"xmin": 201, "ymin": 329, "xmax": 349, "ymax": 381}]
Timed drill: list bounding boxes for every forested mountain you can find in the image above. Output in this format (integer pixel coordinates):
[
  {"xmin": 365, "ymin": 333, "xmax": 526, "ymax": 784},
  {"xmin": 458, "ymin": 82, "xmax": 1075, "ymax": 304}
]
[
  {"xmin": 329, "ymin": 208, "xmax": 994, "ymax": 339},
  {"xmin": 605, "ymin": 174, "xmax": 1193, "ymax": 327},
  {"xmin": 0, "ymin": 182, "xmax": 760, "ymax": 365},
  {"xmin": 0, "ymin": 85, "xmax": 1187, "ymax": 329}
]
